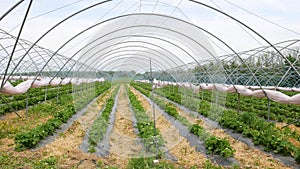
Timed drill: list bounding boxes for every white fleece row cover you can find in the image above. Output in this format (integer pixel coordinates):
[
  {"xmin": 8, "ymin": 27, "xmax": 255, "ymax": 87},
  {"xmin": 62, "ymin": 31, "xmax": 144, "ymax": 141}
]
[
  {"xmin": 137, "ymin": 80, "xmax": 300, "ymax": 105},
  {"xmin": 0, "ymin": 77, "xmax": 105, "ymax": 95}
]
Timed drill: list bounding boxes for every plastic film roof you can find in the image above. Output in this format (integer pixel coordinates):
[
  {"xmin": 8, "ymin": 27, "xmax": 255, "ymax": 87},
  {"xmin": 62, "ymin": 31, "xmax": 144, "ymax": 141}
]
[
  {"xmin": 0, "ymin": 0, "xmax": 299, "ymax": 87},
  {"xmin": 78, "ymin": 13, "xmax": 217, "ymax": 73}
]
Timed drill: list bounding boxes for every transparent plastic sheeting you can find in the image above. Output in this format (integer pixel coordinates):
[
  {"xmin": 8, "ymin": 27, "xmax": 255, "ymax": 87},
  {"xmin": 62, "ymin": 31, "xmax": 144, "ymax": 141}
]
[
  {"xmin": 137, "ymin": 80, "xmax": 300, "ymax": 105},
  {"xmin": 0, "ymin": 29, "xmax": 90, "ymax": 82},
  {"xmin": 78, "ymin": 14, "xmax": 218, "ymax": 73},
  {"xmin": 0, "ymin": 77, "xmax": 104, "ymax": 95}
]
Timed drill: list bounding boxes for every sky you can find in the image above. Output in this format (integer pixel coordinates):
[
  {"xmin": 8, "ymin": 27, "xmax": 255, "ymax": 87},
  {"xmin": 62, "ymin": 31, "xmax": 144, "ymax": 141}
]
[{"xmin": 0, "ymin": 0, "xmax": 300, "ymax": 72}]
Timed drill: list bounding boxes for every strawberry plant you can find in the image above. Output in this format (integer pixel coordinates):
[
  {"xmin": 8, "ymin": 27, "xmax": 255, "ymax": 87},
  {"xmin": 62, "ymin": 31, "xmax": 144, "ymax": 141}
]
[
  {"xmin": 133, "ymin": 84, "xmax": 235, "ymax": 158},
  {"xmin": 14, "ymin": 82, "xmax": 111, "ymax": 151},
  {"xmin": 127, "ymin": 87, "xmax": 165, "ymax": 155},
  {"xmin": 88, "ymin": 86, "xmax": 119, "ymax": 152},
  {"xmin": 205, "ymin": 136, "xmax": 235, "ymax": 158}
]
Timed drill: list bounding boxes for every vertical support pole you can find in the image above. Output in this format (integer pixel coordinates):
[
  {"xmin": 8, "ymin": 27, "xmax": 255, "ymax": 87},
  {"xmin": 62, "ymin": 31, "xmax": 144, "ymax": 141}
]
[
  {"xmin": 44, "ymin": 85, "xmax": 48, "ymax": 101},
  {"xmin": 1, "ymin": 0, "xmax": 33, "ymax": 88},
  {"xmin": 237, "ymin": 93, "xmax": 240, "ymax": 113},
  {"xmin": 201, "ymin": 90, "xmax": 204, "ymax": 100},
  {"xmin": 26, "ymin": 90, "xmax": 29, "ymax": 118},
  {"xmin": 56, "ymin": 85, "xmax": 60, "ymax": 104},
  {"xmin": 268, "ymin": 98, "xmax": 270, "ymax": 122},
  {"xmin": 150, "ymin": 58, "xmax": 158, "ymax": 159},
  {"xmin": 215, "ymin": 92, "xmax": 218, "ymax": 105}
]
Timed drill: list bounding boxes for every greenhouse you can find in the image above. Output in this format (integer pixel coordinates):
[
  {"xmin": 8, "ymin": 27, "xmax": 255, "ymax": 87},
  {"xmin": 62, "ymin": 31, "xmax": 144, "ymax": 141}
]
[{"xmin": 0, "ymin": 0, "xmax": 300, "ymax": 168}]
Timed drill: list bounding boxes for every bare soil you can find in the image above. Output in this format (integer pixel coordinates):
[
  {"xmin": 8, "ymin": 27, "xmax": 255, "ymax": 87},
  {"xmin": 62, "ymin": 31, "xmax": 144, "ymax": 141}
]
[
  {"xmin": 108, "ymin": 85, "xmax": 142, "ymax": 166},
  {"xmin": 130, "ymin": 87, "xmax": 211, "ymax": 168}
]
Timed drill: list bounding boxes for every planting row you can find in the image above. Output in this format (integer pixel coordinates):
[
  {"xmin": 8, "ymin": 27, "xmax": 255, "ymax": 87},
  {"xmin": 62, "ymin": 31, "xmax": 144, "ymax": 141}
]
[
  {"xmin": 13, "ymin": 82, "xmax": 111, "ymax": 151},
  {"xmin": 127, "ymin": 86, "xmax": 165, "ymax": 156},
  {"xmin": 88, "ymin": 85, "xmax": 119, "ymax": 153},
  {"xmin": 155, "ymin": 83, "xmax": 300, "ymax": 125},
  {"xmin": 132, "ymin": 84, "xmax": 235, "ymax": 158},
  {"xmin": 156, "ymin": 84, "xmax": 300, "ymax": 144},
  {"xmin": 152, "ymin": 84, "xmax": 300, "ymax": 144},
  {"xmin": 0, "ymin": 85, "xmax": 72, "ymax": 115},
  {"xmin": 0, "ymin": 82, "xmax": 105, "ymax": 115},
  {"xmin": 132, "ymin": 82, "xmax": 300, "ymax": 163}
]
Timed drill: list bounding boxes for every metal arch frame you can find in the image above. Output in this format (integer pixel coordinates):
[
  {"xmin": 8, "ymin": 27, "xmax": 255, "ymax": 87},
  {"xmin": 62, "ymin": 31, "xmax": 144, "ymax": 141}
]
[
  {"xmin": 0, "ymin": 0, "xmax": 25, "ymax": 22},
  {"xmin": 101, "ymin": 57, "xmax": 166, "ymax": 72},
  {"xmin": 0, "ymin": 33, "xmax": 65, "ymax": 77},
  {"xmin": 1, "ymin": 1, "xmax": 298, "ymax": 89},
  {"xmin": 99, "ymin": 55, "xmax": 172, "ymax": 72},
  {"xmin": 49, "ymin": 38, "xmax": 189, "ymax": 83},
  {"xmin": 96, "ymin": 49, "xmax": 176, "ymax": 70},
  {"xmin": 74, "ymin": 39, "xmax": 184, "ymax": 70},
  {"xmin": 78, "ymin": 35, "xmax": 199, "ymax": 69},
  {"xmin": 33, "ymin": 13, "xmax": 244, "ymax": 85},
  {"xmin": 0, "ymin": 43, "xmax": 24, "ymax": 78},
  {"xmin": 3, "ymin": 0, "xmax": 113, "ymax": 85},
  {"xmin": 71, "ymin": 24, "xmax": 229, "ymax": 80},
  {"xmin": 1, "ymin": 42, "xmax": 63, "ymax": 77},
  {"xmin": 189, "ymin": 0, "xmax": 300, "ymax": 78},
  {"xmin": 1, "ymin": 0, "xmax": 33, "ymax": 88},
  {"xmin": 61, "ymin": 41, "xmax": 190, "ymax": 83},
  {"xmin": 214, "ymin": 39, "xmax": 300, "ymax": 86},
  {"xmin": 34, "ymin": 15, "xmax": 198, "ymax": 83},
  {"xmin": 72, "ymin": 37, "xmax": 210, "ymax": 84},
  {"xmin": 53, "ymin": 42, "xmax": 188, "ymax": 86},
  {"xmin": 218, "ymin": 39, "xmax": 300, "ymax": 86},
  {"xmin": 0, "ymin": 30, "xmax": 89, "ymax": 79},
  {"xmin": 0, "ymin": 13, "xmax": 193, "ymax": 84},
  {"xmin": 78, "ymin": 24, "xmax": 217, "ymax": 61},
  {"xmin": 0, "ymin": 10, "xmax": 247, "ymax": 91}
]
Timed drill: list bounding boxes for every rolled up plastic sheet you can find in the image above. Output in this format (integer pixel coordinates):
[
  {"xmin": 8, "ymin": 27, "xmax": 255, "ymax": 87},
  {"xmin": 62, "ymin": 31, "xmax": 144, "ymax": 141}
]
[
  {"xmin": 290, "ymin": 94, "xmax": 300, "ymax": 105},
  {"xmin": 61, "ymin": 78, "xmax": 71, "ymax": 85},
  {"xmin": 276, "ymin": 87, "xmax": 293, "ymax": 92},
  {"xmin": 214, "ymin": 84, "xmax": 236, "ymax": 93},
  {"xmin": 50, "ymin": 78, "xmax": 62, "ymax": 86},
  {"xmin": 32, "ymin": 78, "xmax": 51, "ymax": 88},
  {"xmin": 292, "ymin": 87, "xmax": 300, "ymax": 92},
  {"xmin": 0, "ymin": 80, "xmax": 34, "ymax": 95},
  {"xmin": 264, "ymin": 90, "xmax": 291, "ymax": 104}
]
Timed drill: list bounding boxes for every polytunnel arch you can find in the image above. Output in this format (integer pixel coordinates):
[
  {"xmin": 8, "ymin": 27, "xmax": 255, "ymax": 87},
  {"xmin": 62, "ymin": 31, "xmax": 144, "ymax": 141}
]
[
  {"xmin": 1, "ymin": 0, "xmax": 113, "ymax": 85},
  {"xmin": 0, "ymin": 29, "xmax": 81, "ymax": 81},
  {"xmin": 101, "ymin": 57, "xmax": 163, "ymax": 73},
  {"xmin": 51, "ymin": 44, "xmax": 180, "ymax": 83},
  {"xmin": 97, "ymin": 54, "xmax": 174, "ymax": 71},
  {"xmin": 0, "ymin": 1, "xmax": 299, "ymax": 101},
  {"xmin": 48, "ymin": 12, "xmax": 267, "ymax": 86},
  {"xmin": 3, "ymin": 5, "xmax": 294, "ymax": 88},
  {"xmin": 216, "ymin": 39, "xmax": 300, "ymax": 87},
  {"xmin": 0, "ymin": 12, "xmax": 226, "ymax": 88},
  {"xmin": 189, "ymin": 0, "xmax": 300, "ymax": 78},
  {"xmin": 20, "ymin": 12, "xmax": 243, "ymax": 87}
]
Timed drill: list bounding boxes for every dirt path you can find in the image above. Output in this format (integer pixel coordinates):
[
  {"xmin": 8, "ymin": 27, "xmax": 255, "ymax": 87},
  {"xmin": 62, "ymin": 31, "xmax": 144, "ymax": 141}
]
[
  {"xmin": 173, "ymin": 103, "xmax": 292, "ymax": 169},
  {"xmin": 0, "ymin": 89, "xmax": 115, "ymax": 168},
  {"xmin": 38, "ymin": 89, "xmax": 117, "ymax": 168},
  {"xmin": 107, "ymin": 85, "xmax": 142, "ymax": 166},
  {"xmin": 130, "ymin": 87, "xmax": 211, "ymax": 168}
]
